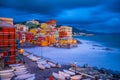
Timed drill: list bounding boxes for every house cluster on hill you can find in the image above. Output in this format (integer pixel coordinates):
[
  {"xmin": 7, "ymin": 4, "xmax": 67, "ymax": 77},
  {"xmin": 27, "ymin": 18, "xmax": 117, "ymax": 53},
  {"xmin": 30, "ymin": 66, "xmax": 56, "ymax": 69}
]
[{"xmin": 15, "ymin": 19, "xmax": 77, "ymax": 48}]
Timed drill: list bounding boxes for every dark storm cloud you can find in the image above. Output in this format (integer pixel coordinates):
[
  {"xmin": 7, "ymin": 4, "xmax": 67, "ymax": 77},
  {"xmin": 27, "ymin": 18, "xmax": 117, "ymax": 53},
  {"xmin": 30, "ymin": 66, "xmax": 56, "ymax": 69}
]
[
  {"xmin": 0, "ymin": 0, "xmax": 120, "ymax": 32},
  {"xmin": 104, "ymin": 0, "xmax": 120, "ymax": 12},
  {"xmin": 0, "ymin": 0, "xmax": 104, "ymax": 16}
]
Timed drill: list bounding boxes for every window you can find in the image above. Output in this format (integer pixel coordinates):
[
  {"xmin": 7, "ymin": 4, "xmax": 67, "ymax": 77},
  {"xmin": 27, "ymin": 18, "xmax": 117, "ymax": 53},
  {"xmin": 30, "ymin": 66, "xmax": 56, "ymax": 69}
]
[
  {"xmin": 8, "ymin": 44, "xmax": 10, "ymax": 48},
  {"xmin": 0, "ymin": 27, "xmax": 3, "ymax": 31},
  {"xmin": 8, "ymin": 34, "xmax": 11, "ymax": 39},
  {"xmin": 8, "ymin": 51, "xmax": 11, "ymax": 56}
]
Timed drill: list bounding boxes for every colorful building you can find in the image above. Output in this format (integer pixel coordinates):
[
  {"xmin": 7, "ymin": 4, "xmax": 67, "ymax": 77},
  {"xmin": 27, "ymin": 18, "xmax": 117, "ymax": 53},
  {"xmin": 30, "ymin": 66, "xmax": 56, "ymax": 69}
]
[
  {"xmin": 15, "ymin": 24, "xmax": 29, "ymax": 32},
  {"xmin": 58, "ymin": 26, "xmax": 75, "ymax": 45},
  {"xmin": 26, "ymin": 19, "xmax": 40, "ymax": 25},
  {"xmin": 26, "ymin": 32, "xmax": 34, "ymax": 42},
  {"xmin": 58, "ymin": 26, "xmax": 72, "ymax": 39},
  {"xmin": 17, "ymin": 32, "xmax": 27, "ymax": 42},
  {"xmin": 0, "ymin": 20, "xmax": 16, "ymax": 66}
]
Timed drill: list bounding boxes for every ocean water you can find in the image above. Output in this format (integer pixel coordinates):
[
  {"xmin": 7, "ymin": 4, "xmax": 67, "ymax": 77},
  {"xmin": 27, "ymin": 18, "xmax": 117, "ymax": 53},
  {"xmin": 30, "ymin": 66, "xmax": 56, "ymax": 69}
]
[
  {"xmin": 25, "ymin": 34, "xmax": 120, "ymax": 71},
  {"xmin": 74, "ymin": 34, "xmax": 120, "ymax": 49},
  {"xmin": 74, "ymin": 35, "xmax": 120, "ymax": 71}
]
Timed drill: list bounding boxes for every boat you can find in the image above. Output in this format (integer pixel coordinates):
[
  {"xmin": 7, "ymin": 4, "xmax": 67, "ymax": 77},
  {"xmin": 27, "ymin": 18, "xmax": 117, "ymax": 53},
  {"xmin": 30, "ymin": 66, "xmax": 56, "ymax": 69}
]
[
  {"xmin": 59, "ymin": 71, "xmax": 71, "ymax": 78},
  {"xmin": 12, "ymin": 65, "xmax": 25, "ymax": 70},
  {"xmin": 14, "ymin": 71, "xmax": 28, "ymax": 76},
  {"xmin": 69, "ymin": 68, "xmax": 95, "ymax": 79},
  {"xmin": 2, "ymin": 78, "xmax": 12, "ymax": 80},
  {"xmin": 30, "ymin": 56, "xmax": 40, "ymax": 61},
  {"xmin": 14, "ymin": 69, "xmax": 27, "ymax": 73},
  {"xmin": 27, "ymin": 54, "xmax": 34, "ymax": 59},
  {"xmin": 14, "ymin": 67, "xmax": 27, "ymax": 72},
  {"xmin": 57, "ymin": 64, "xmax": 61, "ymax": 68},
  {"xmin": 9, "ymin": 64, "xmax": 22, "ymax": 67},
  {"xmin": 70, "ymin": 75, "xmax": 82, "ymax": 80},
  {"xmin": 44, "ymin": 64, "xmax": 51, "ymax": 69},
  {"xmin": 37, "ymin": 60, "xmax": 47, "ymax": 65},
  {"xmin": 14, "ymin": 67, "xmax": 27, "ymax": 71},
  {"xmin": 48, "ymin": 62, "xmax": 56, "ymax": 67},
  {"xmin": 37, "ymin": 64, "xmax": 45, "ymax": 70},
  {"xmin": 0, "ymin": 69, "xmax": 14, "ymax": 74},
  {"xmin": 63, "ymin": 69, "xmax": 75, "ymax": 76},
  {"xmin": 52, "ymin": 72, "xmax": 66, "ymax": 80},
  {"xmin": 0, "ymin": 72, "xmax": 14, "ymax": 79},
  {"xmin": 25, "ymin": 76, "xmax": 35, "ymax": 80},
  {"xmin": 27, "ymin": 55, "xmax": 41, "ymax": 61},
  {"xmin": 23, "ymin": 52, "xmax": 29, "ymax": 56},
  {"xmin": 15, "ymin": 73, "xmax": 35, "ymax": 80}
]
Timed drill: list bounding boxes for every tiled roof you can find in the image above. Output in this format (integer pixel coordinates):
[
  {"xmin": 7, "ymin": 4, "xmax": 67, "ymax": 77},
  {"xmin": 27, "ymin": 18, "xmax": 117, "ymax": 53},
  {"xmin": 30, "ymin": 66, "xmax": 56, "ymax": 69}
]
[{"xmin": 0, "ymin": 21, "xmax": 14, "ymax": 27}]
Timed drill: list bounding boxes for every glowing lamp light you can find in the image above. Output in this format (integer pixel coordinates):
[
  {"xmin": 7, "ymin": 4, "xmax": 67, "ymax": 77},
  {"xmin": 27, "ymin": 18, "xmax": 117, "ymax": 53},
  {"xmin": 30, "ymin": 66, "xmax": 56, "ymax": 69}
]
[
  {"xmin": 73, "ymin": 40, "xmax": 77, "ymax": 44},
  {"xmin": 19, "ymin": 49, "xmax": 24, "ymax": 54},
  {"xmin": 20, "ymin": 40, "xmax": 23, "ymax": 44}
]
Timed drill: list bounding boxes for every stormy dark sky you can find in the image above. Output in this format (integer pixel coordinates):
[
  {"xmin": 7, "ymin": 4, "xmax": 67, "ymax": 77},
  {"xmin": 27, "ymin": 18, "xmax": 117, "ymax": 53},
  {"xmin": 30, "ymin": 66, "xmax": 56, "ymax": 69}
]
[{"xmin": 0, "ymin": 0, "xmax": 120, "ymax": 33}]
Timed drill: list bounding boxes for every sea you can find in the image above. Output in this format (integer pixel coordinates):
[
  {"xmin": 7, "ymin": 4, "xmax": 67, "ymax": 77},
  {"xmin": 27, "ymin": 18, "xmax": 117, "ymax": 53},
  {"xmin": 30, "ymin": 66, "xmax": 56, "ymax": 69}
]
[
  {"xmin": 25, "ymin": 34, "xmax": 120, "ymax": 71},
  {"xmin": 74, "ymin": 34, "xmax": 120, "ymax": 71},
  {"xmin": 74, "ymin": 34, "xmax": 120, "ymax": 49}
]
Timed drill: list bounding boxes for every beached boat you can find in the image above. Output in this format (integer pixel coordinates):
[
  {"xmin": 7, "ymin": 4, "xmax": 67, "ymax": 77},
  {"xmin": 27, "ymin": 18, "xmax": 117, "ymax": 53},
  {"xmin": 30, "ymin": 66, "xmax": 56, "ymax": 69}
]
[
  {"xmin": 14, "ymin": 69, "xmax": 27, "ymax": 72},
  {"xmin": 25, "ymin": 76, "xmax": 35, "ymax": 80},
  {"xmin": 63, "ymin": 69, "xmax": 75, "ymax": 76},
  {"xmin": 14, "ymin": 69, "xmax": 27, "ymax": 74},
  {"xmin": 37, "ymin": 60, "xmax": 47, "ymax": 65},
  {"xmin": 27, "ymin": 54, "xmax": 41, "ymax": 61},
  {"xmin": 15, "ymin": 73, "xmax": 35, "ymax": 80},
  {"xmin": 57, "ymin": 64, "xmax": 62, "ymax": 68},
  {"xmin": 52, "ymin": 72, "xmax": 66, "ymax": 80},
  {"xmin": 27, "ymin": 54, "xmax": 34, "ymax": 59},
  {"xmin": 9, "ymin": 64, "xmax": 22, "ymax": 67},
  {"xmin": 0, "ymin": 72, "xmax": 14, "ymax": 79},
  {"xmin": 38, "ymin": 64, "xmax": 46, "ymax": 70},
  {"xmin": 69, "ymin": 68, "xmax": 95, "ymax": 79},
  {"xmin": 14, "ymin": 71, "xmax": 28, "ymax": 76},
  {"xmin": 59, "ymin": 71, "xmax": 71, "ymax": 78},
  {"xmin": 14, "ymin": 67, "xmax": 27, "ymax": 71},
  {"xmin": 44, "ymin": 64, "xmax": 51, "ymax": 69},
  {"xmin": 0, "ymin": 69, "xmax": 14, "ymax": 74},
  {"xmin": 70, "ymin": 75, "xmax": 82, "ymax": 80},
  {"xmin": 23, "ymin": 52, "xmax": 30, "ymax": 56},
  {"xmin": 30, "ymin": 57, "xmax": 39, "ymax": 61},
  {"xmin": 30, "ymin": 57, "xmax": 40, "ymax": 61},
  {"xmin": 2, "ymin": 78, "xmax": 12, "ymax": 80},
  {"xmin": 12, "ymin": 65, "xmax": 25, "ymax": 70},
  {"xmin": 48, "ymin": 62, "xmax": 56, "ymax": 67}
]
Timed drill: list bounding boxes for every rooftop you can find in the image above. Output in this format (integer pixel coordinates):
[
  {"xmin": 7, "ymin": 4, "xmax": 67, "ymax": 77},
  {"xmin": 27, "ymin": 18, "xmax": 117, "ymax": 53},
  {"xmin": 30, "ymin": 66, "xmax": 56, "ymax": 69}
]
[{"xmin": 0, "ymin": 20, "xmax": 14, "ymax": 27}]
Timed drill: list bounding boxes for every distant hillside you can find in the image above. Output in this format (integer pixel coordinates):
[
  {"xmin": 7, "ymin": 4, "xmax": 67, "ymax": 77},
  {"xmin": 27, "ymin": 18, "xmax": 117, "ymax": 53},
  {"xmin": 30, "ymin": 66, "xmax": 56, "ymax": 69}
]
[{"xmin": 14, "ymin": 20, "xmax": 44, "ymax": 24}]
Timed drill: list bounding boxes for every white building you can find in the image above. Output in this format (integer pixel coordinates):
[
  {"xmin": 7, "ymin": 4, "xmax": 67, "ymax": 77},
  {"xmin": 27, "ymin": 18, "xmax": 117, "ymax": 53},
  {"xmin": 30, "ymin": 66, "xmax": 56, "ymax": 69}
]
[
  {"xmin": 15, "ymin": 24, "xmax": 29, "ymax": 32},
  {"xmin": 26, "ymin": 19, "xmax": 39, "ymax": 25}
]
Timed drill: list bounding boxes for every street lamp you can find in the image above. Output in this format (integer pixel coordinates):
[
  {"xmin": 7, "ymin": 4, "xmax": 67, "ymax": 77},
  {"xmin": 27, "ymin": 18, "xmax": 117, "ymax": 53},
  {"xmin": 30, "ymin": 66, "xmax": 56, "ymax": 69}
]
[
  {"xmin": 41, "ymin": 47, "xmax": 43, "ymax": 58},
  {"xmin": 74, "ymin": 61, "xmax": 77, "ymax": 74}
]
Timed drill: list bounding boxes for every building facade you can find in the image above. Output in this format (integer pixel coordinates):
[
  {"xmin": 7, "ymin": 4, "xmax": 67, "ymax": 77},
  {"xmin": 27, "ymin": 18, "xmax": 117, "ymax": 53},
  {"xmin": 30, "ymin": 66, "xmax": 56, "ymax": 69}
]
[
  {"xmin": 0, "ymin": 20, "xmax": 16, "ymax": 66},
  {"xmin": 58, "ymin": 26, "xmax": 72, "ymax": 39}
]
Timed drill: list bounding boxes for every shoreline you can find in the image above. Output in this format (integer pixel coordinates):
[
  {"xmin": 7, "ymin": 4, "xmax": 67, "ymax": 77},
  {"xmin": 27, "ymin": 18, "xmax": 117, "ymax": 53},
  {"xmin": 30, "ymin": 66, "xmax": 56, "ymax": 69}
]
[
  {"xmin": 1, "ymin": 50, "xmax": 119, "ymax": 80},
  {"xmin": 23, "ymin": 51, "xmax": 120, "ymax": 79},
  {"xmin": 24, "ymin": 39, "xmax": 120, "ymax": 72}
]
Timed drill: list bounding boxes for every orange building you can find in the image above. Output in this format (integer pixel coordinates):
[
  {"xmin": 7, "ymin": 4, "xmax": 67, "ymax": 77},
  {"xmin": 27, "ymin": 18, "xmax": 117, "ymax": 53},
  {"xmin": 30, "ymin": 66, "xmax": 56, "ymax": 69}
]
[{"xmin": 0, "ymin": 20, "xmax": 16, "ymax": 65}]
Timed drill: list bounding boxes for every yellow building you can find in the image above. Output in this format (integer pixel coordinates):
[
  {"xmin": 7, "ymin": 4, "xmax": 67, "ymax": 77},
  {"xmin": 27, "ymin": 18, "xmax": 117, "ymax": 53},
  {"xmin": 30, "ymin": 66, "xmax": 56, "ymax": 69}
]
[{"xmin": 29, "ymin": 28, "xmax": 37, "ymax": 35}]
